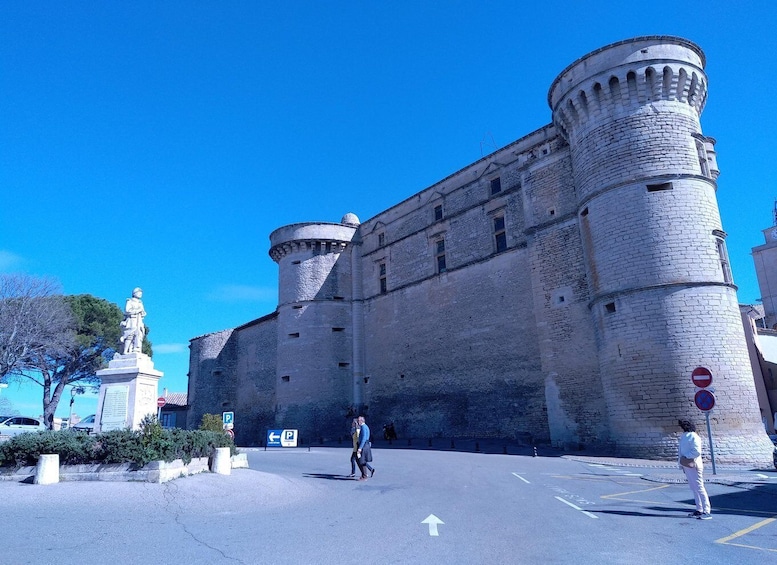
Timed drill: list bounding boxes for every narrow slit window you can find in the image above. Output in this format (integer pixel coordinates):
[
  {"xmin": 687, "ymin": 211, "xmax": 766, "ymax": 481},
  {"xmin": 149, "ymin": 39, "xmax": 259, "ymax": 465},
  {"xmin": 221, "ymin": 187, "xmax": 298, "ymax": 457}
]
[
  {"xmin": 436, "ymin": 239, "xmax": 447, "ymax": 273},
  {"xmin": 332, "ymin": 327, "xmax": 345, "ymax": 332},
  {"xmin": 379, "ymin": 262, "xmax": 387, "ymax": 294},
  {"xmin": 378, "ymin": 233, "xmax": 385, "ymax": 246},
  {"xmin": 490, "ymin": 177, "xmax": 502, "ymax": 195},
  {"xmin": 647, "ymin": 182, "xmax": 673, "ymax": 192},
  {"xmin": 434, "ymin": 205, "xmax": 443, "ymax": 221},
  {"xmin": 288, "ymin": 332, "xmax": 300, "ymax": 338},
  {"xmin": 605, "ymin": 302, "xmax": 616, "ymax": 314},
  {"xmin": 715, "ymin": 236, "xmax": 733, "ymax": 284},
  {"xmin": 493, "ymin": 216, "xmax": 507, "ymax": 253}
]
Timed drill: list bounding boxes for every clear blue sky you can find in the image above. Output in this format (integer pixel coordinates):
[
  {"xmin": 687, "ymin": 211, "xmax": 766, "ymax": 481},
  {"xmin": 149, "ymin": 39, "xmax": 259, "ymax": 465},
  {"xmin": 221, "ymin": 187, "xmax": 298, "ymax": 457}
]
[{"xmin": 1, "ymin": 2, "xmax": 775, "ymax": 419}]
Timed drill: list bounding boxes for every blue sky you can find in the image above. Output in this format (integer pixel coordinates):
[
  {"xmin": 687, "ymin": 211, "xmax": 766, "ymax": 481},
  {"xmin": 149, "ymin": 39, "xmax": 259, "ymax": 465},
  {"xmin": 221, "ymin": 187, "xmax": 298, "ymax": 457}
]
[{"xmin": 1, "ymin": 2, "xmax": 775, "ymax": 419}]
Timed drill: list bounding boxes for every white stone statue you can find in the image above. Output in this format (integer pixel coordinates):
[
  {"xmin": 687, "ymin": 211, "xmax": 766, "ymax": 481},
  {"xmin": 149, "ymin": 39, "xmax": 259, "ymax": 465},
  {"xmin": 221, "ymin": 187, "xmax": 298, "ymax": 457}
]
[{"xmin": 120, "ymin": 287, "xmax": 146, "ymax": 355}]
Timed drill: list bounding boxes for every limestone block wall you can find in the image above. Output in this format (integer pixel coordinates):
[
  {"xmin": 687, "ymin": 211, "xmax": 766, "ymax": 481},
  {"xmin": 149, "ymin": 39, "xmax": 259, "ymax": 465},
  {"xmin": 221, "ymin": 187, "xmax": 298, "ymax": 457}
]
[
  {"xmin": 270, "ymin": 221, "xmax": 358, "ymax": 438},
  {"xmin": 232, "ymin": 316, "xmax": 278, "ymax": 445},
  {"xmin": 185, "ymin": 36, "xmax": 773, "ymax": 464},
  {"xmin": 523, "ymin": 146, "xmax": 608, "ymax": 448},
  {"xmin": 550, "ymin": 36, "xmax": 772, "ymax": 465},
  {"xmin": 362, "ymin": 249, "xmax": 545, "ymax": 441},
  {"xmin": 186, "ymin": 328, "xmax": 236, "ymax": 431}
]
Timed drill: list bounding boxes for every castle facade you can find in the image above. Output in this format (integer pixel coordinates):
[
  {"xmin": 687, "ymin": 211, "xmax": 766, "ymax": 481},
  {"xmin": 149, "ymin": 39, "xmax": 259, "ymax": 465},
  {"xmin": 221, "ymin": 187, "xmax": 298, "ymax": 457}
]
[{"xmin": 187, "ymin": 36, "xmax": 774, "ymax": 465}]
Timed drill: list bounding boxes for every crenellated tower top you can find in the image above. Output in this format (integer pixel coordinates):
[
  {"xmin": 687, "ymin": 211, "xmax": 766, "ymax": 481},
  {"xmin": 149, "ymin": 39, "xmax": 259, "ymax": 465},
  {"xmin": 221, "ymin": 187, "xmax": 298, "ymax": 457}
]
[{"xmin": 548, "ymin": 36, "xmax": 707, "ymax": 142}]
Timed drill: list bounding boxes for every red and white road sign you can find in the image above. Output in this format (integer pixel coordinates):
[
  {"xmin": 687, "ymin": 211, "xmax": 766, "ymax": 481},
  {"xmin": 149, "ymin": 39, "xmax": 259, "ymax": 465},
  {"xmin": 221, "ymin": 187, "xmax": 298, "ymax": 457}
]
[
  {"xmin": 691, "ymin": 367, "xmax": 713, "ymax": 388},
  {"xmin": 156, "ymin": 397, "xmax": 167, "ymax": 408},
  {"xmin": 225, "ymin": 429, "xmax": 235, "ymax": 439},
  {"xmin": 694, "ymin": 389, "xmax": 716, "ymax": 411}
]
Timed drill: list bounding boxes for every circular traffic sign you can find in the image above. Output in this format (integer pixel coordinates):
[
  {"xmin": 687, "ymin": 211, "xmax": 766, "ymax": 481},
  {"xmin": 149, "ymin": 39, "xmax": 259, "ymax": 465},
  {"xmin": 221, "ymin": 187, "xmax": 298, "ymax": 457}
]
[
  {"xmin": 225, "ymin": 429, "xmax": 235, "ymax": 439},
  {"xmin": 156, "ymin": 397, "xmax": 167, "ymax": 408},
  {"xmin": 694, "ymin": 389, "xmax": 716, "ymax": 411},
  {"xmin": 691, "ymin": 367, "xmax": 713, "ymax": 388}
]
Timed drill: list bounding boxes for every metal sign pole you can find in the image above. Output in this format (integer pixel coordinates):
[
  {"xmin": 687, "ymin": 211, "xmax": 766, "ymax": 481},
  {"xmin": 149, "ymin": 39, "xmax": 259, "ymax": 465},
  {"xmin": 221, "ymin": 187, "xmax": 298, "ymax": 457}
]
[{"xmin": 705, "ymin": 411, "xmax": 716, "ymax": 475}]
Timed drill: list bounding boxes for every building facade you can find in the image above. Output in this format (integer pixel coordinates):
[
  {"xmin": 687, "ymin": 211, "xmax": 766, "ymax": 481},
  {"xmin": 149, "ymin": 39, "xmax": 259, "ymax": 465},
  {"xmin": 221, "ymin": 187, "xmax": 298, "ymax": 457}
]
[{"xmin": 187, "ymin": 36, "xmax": 774, "ymax": 465}]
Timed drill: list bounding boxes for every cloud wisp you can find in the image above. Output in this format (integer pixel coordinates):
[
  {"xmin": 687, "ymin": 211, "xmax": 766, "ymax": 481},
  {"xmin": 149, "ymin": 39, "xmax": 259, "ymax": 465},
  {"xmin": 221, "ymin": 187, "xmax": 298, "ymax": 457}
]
[
  {"xmin": 0, "ymin": 250, "xmax": 23, "ymax": 272},
  {"xmin": 207, "ymin": 284, "xmax": 276, "ymax": 303}
]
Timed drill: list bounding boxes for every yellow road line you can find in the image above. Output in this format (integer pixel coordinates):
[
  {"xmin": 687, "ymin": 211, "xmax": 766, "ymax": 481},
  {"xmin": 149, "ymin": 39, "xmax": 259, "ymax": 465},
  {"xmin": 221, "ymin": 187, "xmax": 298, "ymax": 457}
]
[
  {"xmin": 601, "ymin": 484, "xmax": 671, "ymax": 499},
  {"xmin": 716, "ymin": 517, "xmax": 777, "ymax": 547}
]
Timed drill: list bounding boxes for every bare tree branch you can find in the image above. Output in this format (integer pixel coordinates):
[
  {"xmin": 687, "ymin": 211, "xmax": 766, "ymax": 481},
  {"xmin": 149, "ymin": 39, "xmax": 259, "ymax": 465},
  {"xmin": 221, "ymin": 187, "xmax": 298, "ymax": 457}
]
[{"xmin": 0, "ymin": 274, "xmax": 75, "ymax": 380}]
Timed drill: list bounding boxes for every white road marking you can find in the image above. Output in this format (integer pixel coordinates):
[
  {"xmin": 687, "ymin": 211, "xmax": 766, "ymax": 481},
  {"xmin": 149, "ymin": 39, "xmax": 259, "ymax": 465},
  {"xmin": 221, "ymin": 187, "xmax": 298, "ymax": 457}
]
[
  {"xmin": 512, "ymin": 472, "xmax": 531, "ymax": 483},
  {"xmin": 554, "ymin": 496, "xmax": 598, "ymax": 519},
  {"xmin": 422, "ymin": 514, "xmax": 444, "ymax": 536}
]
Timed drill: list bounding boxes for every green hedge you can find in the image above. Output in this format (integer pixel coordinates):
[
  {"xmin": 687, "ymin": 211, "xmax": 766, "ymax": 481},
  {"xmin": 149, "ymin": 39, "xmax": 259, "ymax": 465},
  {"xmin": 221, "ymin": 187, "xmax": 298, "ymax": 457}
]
[{"xmin": 0, "ymin": 417, "xmax": 235, "ymax": 468}]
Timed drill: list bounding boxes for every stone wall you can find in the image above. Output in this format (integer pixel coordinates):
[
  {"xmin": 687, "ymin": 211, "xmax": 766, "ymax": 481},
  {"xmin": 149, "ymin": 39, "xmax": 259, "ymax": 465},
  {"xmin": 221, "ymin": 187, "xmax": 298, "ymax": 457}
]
[{"xmin": 186, "ymin": 36, "xmax": 774, "ymax": 465}]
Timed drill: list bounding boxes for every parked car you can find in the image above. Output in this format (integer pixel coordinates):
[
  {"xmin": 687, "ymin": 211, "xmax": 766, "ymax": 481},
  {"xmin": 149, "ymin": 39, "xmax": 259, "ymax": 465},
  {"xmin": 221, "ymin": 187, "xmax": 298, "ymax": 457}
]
[
  {"xmin": 71, "ymin": 414, "xmax": 95, "ymax": 433},
  {"xmin": 0, "ymin": 415, "xmax": 46, "ymax": 437}
]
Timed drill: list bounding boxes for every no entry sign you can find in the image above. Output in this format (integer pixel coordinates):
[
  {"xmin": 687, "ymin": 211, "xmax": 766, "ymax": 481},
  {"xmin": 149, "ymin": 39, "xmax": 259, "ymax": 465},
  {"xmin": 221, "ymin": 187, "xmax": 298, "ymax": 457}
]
[
  {"xmin": 156, "ymin": 397, "xmax": 167, "ymax": 408},
  {"xmin": 691, "ymin": 367, "xmax": 713, "ymax": 388}
]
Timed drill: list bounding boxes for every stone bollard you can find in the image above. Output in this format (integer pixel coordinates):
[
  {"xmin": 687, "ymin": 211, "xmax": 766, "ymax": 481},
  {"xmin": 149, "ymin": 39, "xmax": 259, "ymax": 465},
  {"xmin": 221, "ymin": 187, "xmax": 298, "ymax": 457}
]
[
  {"xmin": 211, "ymin": 447, "xmax": 231, "ymax": 475},
  {"xmin": 34, "ymin": 454, "xmax": 60, "ymax": 485}
]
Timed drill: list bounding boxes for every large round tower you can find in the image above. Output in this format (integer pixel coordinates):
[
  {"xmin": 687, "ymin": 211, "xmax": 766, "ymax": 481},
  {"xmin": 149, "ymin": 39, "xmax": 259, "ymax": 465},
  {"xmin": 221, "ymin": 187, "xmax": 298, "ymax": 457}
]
[
  {"xmin": 268, "ymin": 214, "xmax": 360, "ymax": 439},
  {"xmin": 549, "ymin": 36, "xmax": 772, "ymax": 464}
]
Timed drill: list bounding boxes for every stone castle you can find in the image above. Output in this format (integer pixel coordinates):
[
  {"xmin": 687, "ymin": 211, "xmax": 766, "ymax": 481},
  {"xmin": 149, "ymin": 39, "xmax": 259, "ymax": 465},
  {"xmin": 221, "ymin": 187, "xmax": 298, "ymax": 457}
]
[{"xmin": 187, "ymin": 36, "xmax": 774, "ymax": 465}]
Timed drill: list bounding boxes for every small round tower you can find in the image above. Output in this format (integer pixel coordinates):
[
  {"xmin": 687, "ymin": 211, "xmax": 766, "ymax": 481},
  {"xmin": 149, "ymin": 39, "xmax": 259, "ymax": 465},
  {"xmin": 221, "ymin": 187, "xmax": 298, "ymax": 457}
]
[
  {"xmin": 268, "ymin": 214, "xmax": 360, "ymax": 438},
  {"xmin": 549, "ymin": 36, "xmax": 772, "ymax": 464}
]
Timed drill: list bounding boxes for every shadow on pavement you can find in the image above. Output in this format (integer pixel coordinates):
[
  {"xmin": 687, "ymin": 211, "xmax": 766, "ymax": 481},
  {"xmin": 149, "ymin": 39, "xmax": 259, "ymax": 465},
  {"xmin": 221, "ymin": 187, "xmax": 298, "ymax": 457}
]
[{"xmin": 302, "ymin": 473, "xmax": 358, "ymax": 481}]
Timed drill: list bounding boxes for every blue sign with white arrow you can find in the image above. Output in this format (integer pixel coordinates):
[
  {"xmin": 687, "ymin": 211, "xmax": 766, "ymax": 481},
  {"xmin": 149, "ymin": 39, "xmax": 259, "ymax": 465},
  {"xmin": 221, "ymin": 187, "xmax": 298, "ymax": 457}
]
[{"xmin": 267, "ymin": 429, "xmax": 282, "ymax": 447}]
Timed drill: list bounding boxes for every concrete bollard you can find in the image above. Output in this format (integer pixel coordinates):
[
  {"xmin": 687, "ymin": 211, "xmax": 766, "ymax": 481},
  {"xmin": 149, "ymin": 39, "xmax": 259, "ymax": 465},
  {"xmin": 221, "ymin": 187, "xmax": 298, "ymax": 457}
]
[
  {"xmin": 34, "ymin": 454, "xmax": 60, "ymax": 485},
  {"xmin": 211, "ymin": 447, "xmax": 232, "ymax": 475}
]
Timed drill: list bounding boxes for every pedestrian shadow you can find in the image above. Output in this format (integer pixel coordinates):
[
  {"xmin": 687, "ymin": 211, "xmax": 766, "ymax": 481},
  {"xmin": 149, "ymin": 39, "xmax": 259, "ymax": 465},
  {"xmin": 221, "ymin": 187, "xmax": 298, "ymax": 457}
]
[
  {"xmin": 302, "ymin": 473, "xmax": 357, "ymax": 481},
  {"xmin": 589, "ymin": 507, "xmax": 691, "ymax": 518}
]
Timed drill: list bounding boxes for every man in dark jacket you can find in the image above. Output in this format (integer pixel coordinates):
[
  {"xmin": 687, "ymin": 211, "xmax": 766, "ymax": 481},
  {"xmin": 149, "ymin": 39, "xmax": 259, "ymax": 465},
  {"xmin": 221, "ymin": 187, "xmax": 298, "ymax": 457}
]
[{"xmin": 356, "ymin": 416, "xmax": 375, "ymax": 480}]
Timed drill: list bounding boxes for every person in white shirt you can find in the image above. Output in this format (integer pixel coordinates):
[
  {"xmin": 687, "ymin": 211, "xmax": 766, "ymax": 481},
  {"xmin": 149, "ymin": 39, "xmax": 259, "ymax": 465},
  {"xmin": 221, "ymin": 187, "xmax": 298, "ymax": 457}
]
[{"xmin": 678, "ymin": 419, "xmax": 711, "ymax": 520}]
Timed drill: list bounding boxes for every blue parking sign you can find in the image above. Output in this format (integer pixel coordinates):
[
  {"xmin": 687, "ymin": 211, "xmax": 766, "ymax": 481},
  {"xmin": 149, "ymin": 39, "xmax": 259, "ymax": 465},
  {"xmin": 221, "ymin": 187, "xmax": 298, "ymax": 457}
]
[{"xmin": 223, "ymin": 411, "xmax": 234, "ymax": 425}]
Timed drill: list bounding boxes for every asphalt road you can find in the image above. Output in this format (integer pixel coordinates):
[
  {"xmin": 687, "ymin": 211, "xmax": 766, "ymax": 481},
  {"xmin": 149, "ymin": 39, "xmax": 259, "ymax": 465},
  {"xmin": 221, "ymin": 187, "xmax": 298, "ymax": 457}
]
[{"xmin": 2, "ymin": 446, "xmax": 776, "ymax": 564}]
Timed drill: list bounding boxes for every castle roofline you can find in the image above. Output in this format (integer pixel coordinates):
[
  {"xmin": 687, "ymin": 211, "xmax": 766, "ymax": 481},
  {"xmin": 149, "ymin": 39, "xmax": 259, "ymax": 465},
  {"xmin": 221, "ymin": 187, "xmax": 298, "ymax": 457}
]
[
  {"xmin": 361, "ymin": 123, "xmax": 557, "ymax": 226},
  {"xmin": 547, "ymin": 35, "xmax": 705, "ymax": 109},
  {"xmin": 189, "ymin": 311, "xmax": 278, "ymax": 342}
]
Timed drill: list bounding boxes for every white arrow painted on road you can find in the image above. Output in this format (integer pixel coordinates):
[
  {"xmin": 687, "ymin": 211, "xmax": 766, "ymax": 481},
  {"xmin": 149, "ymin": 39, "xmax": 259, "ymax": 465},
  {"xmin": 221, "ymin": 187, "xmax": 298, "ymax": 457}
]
[{"xmin": 422, "ymin": 514, "xmax": 444, "ymax": 536}]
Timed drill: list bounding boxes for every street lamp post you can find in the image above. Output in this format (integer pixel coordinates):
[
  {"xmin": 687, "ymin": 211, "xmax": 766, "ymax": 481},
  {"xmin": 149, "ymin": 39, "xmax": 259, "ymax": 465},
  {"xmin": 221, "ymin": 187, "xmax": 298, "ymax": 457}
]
[{"xmin": 68, "ymin": 386, "xmax": 85, "ymax": 429}]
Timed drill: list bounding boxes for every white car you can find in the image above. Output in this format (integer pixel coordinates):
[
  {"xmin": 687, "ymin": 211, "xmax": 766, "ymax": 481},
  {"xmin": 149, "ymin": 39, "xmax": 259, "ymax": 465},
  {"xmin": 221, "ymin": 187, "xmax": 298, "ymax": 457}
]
[
  {"xmin": 71, "ymin": 414, "xmax": 95, "ymax": 433},
  {"xmin": 0, "ymin": 416, "xmax": 46, "ymax": 437}
]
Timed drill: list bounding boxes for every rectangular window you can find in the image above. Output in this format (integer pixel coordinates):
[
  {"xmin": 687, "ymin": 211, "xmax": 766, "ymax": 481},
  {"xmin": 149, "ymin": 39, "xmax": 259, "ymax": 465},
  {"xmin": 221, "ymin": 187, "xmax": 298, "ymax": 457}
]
[
  {"xmin": 493, "ymin": 216, "xmax": 507, "ymax": 253},
  {"xmin": 647, "ymin": 182, "xmax": 673, "ymax": 192},
  {"xmin": 716, "ymin": 238, "xmax": 733, "ymax": 284},
  {"xmin": 161, "ymin": 413, "xmax": 175, "ymax": 429},
  {"xmin": 378, "ymin": 233, "xmax": 385, "ymax": 246},
  {"xmin": 436, "ymin": 240, "xmax": 447, "ymax": 273},
  {"xmin": 379, "ymin": 262, "xmax": 387, "ymax": 294},
  {"xmin": 434, "ymin": 204, "xmax": 443, "ymax": 221},
  {"xmin": 490, "ymin": 177, "xmax": 502, "ymax": 195}
]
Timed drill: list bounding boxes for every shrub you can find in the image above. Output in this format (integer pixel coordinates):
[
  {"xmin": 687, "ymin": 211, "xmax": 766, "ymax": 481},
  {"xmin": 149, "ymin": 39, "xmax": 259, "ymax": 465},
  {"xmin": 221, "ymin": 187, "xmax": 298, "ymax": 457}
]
[
  {"xmin": 0, "ymin": 425, "xmax": 236, "ymax": 469},
  {"xmin": 0, "ymin": 431, "xmax": 96, "ymax": 467},
  {"xmin": 199, "ymin": 413, "xmax": 224, "ymax": 433}
]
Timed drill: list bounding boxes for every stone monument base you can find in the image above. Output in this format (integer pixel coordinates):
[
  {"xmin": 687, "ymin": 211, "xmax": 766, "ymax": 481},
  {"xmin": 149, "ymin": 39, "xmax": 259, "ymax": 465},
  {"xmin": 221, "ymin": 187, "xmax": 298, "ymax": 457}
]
[{"xmin": 94, "ymin": 353, "xmax": 163, "ymax": 433}]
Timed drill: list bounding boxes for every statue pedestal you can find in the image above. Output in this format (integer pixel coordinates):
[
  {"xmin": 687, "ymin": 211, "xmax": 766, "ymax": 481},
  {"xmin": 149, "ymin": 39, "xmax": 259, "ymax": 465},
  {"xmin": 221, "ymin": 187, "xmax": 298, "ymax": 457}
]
[{"xmin": 94, "ymin": 353, "xmax": 163, "ymax": 433}]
